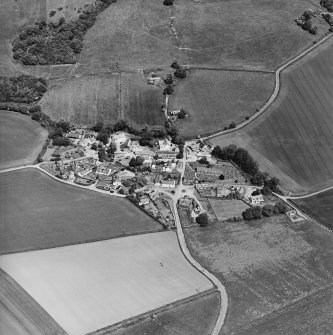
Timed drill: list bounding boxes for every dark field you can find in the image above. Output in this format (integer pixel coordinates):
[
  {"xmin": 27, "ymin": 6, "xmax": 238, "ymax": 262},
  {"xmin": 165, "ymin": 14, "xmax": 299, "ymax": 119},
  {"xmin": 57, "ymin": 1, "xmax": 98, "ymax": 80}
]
[
  {"xmin": 293, "ymin": 190, "xmax": 333, "ymax": 231},
  {"xmin": 113, "ymin": 291, "xmax": 220, "ymax": 335},
  {"xmin": 0, "ymin": 111, "xmax": 48, "ymax": 169},
  {"xmin": 210, "ymin": 40, "xmax": 333, "ymax": 194},
  {"xmin": 185, "ymin": 216, "xmax": 333, "ymax": 335},
  {"xmin": 0, "ymin": 168, "xmax": 162, "ymax": 254},
  {"xmin": 169, "ymin": 69, "xmax": 274, "ymax": 138},
  {"xmin": 121, "ymin": 72, "xmax": 165, "ymax": 128},
  {"xmin": 41, "ymin": 74, "xmax": 120, "ymax": 125}
]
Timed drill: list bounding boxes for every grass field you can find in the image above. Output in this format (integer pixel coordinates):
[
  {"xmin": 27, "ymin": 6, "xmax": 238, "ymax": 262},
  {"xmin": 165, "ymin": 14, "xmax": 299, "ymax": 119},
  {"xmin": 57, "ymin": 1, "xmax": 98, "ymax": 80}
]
[
  {"xmin": 121, "ymin": 72, "xmax": 165, "ymax": 127},
  {"xmin": 0, "ymin": 111, "xmax": 48, "ymax": 169},
  {"xmin": 174, "ymin": 0, "xmax": 324, "ymax": 70},
  {"xmin": 185, "ymin": 215, "xmax": 333, "ymax": 335},
  {"xmin": 41, "ymin": 74, "xmax": 120, "ymax": 125},
  {"xmin": 209, "ymin": 199, "xmax": 249, "ymax": 221},
  {"xmin": 293, "ymin": 190, "xmax": 333, "ymax": 231},
  {"xmin": 169, "ymin": 69, "xmax": 275, "ymax": 138},
  {"xmin": 113, "ymin": 291, "xmax": 220, "ymax": 335},
  {"xmin": 209, "ymin": 39, "xmax": 333, "ymax": 194},
  {"xmin": 0, "ymin": 231, "xmax": 212, "ymax": 335},
  {"xmin": 0, "ymin": 168, "xmax": 162, "ymax": 254}
]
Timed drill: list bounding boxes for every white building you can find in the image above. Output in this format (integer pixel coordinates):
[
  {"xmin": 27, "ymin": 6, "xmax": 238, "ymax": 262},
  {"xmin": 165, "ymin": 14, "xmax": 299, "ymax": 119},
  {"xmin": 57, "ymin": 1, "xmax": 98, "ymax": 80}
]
[
  {"xmin": 249, "ymin": 194, "xmax": 264, "ymax": 205},
  {"xmin": 112, "ymin": 132, "xmax": 129, "ymax": 146},
  {"xmin": 160, "ymin": 180, "xmax": 176, "ymax": 188}
]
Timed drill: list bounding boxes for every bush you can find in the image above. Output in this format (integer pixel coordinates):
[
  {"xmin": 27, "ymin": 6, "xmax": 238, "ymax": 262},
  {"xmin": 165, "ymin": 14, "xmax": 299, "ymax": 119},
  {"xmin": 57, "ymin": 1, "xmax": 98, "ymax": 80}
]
[
  {"xmin": 171, "ymin": 60, "xmax": 180, "ymax": 69},
  {"xmin": 228, "ymin": 122, "xmax": 236, "ymax": 129},
  {"xmin": 163, "ymin": 85, "xmax": 174, "ymax": 95},
  {"xmin": 163, "ymin": 0, "xmax": 174, "ymax": 5},
  {"xmin": 196, "ymin": 213, "xmax": 209, "ymax": 227},
  {"xmin": 164, "ymin": 74, "xmax": 173, "ymax": 85},
  {"xmin": 178, "ymin": 108, "xmax": 186, "ymax": 119},
  {"xmin": 174, "ymin": 67, "xmax": 187, "ymax": 78},
  {"xmin": 274, "ymin": 201, "xmax": 287, "ymax": 214},
  {"xmin": 242, "ymin": 206, "xmax": 262, "ymax": 220}
]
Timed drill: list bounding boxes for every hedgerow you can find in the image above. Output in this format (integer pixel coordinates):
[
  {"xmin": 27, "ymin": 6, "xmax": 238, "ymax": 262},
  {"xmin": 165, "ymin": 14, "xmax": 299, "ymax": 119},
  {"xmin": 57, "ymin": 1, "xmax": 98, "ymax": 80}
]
[{"xmin": 12, "ymin": 0, "xmax": 117, "ymax": 65}]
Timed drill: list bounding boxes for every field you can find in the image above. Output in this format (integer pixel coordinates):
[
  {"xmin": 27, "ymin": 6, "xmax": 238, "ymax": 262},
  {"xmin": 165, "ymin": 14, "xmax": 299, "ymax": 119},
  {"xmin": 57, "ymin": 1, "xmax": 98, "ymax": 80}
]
[
  {"xmin": 121, "ymin": 72, "xmax": 166, "ymax": 128},
  {"xmin": 293, "ymin": 189, "xmax": 333, "ymax": 230},
  {"xmin": 174, "ymin": 0, "xmax": 325, "ymax": 70},
  {"xmin": 113, "ymin": 290, "xmax": 220, "ymax": 335},
  {"xmin": 0, "ymin": 168, "xmax": 162, "ymax": 254},
  {"xmin": 209, "ymin": 199, "xmax": 249, "ymax": 221},
  {"xmin": 0, "ymin": 111, "xmax": 48, "ymax": 169},
  {"xmin": 185, "ymin": 216, "xmax": 333, "ymax": 335},
  {"xmin": 0, "ymin": 231, "xmax": 212, "ymax": 335},
  {"xmin": 209, "ymin": 39, "xmax": 333, "ymax": 194},
  {"xmin": 0, "ymin": 268, "xmax": 67, "ymax": 335},
  {"xmin": 169, "ymin": 69, "xmax": 275, "ymax": 138},
  {"xmin": 40, "ymin": 74, "xmax": 120, "ymax": 125}
]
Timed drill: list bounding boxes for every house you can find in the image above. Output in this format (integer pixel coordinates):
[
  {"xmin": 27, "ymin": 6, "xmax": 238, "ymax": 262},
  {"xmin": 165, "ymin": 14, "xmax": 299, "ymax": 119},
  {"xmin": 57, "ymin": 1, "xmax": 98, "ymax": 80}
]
[
  {"xmin": 117, "ymin": 169, "xmax": 136, "ymax": 180},
  {"xmin": 112, "ymin": 132, "xmax": 128, "ymax": 146},
  {"xmin": 249, "ymin": 194, "xmax": 264, "ymax": 205},
  {"xmin": 160, "ymin": 179, "xmax": 176, "ymax": 188},
  {"xmin": 170, "ymin": 110, "xmax": 180, "ymax": 116},
  {"xmin": 157, "ymin": 150, "xmax": 178, "ymax": 159},
  {"xmin": 96, "ymin": 164, "xmax": 112, "ymax": 176},
  {"xmin": 139, "ymin": 196, "xmax": 150, "ymax": 206},
  {"xmin": 147, "ymin": 77, "xmax": 162, "ymax": 85},
  {"xmin": 67, "ymin": 131, "xmax": 81, "ymax": 139},
  {"xmin": 158, "ymin": 139, "xmax": 172, "ymax": 151},
  {"xmin": 178, "ymin": 197, "xmax": 193, "ymax": 208}
]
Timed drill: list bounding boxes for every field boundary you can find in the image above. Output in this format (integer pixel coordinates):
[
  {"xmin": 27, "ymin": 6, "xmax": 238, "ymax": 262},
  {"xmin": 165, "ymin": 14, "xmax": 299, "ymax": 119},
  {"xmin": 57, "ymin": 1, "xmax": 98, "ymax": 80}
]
[
  {"xmin": 201, "ymin": 33, "xmax": 333, "ymax": 141},
  {"xmin": 189, "ymin": 66, "xmax": 274, "ymax": 74},
  {"xmin": 88, "ymin": 288, "xmax": 218, "ymax": 335}
]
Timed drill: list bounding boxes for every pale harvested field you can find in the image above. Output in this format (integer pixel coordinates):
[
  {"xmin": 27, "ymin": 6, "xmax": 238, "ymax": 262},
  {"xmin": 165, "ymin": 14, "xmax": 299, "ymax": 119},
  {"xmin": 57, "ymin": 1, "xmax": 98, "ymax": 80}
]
[
  {"xmin": 209, "ymin": 39, "xmax": 333, "ymax": 194},
  {"xmin": 209, "ymin": 199, "xmax": 249, "ymax": 221},
  {"xmin": 0, "ymin": 231, "xmax": 212, "ymax": 335},
  {"xmin": 0, "ymin": 111, "xmax": 48, "ymax": 169},
  {"xmin": 185, "ymin": 216, "xmax": 333, "ymax": 334},
  {"xmin": 41, "ymin": 74, "xmax": 120, "ymax": 125}
]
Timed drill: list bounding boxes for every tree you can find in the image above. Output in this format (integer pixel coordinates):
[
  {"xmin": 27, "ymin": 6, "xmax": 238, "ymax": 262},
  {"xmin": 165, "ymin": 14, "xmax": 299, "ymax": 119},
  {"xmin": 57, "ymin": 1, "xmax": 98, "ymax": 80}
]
[
  {"xmin": 171, "ymin": 60, "xmax": 180, "ymax": 69},
  {"xmin": 164, "ymin": 74, "xmax": 173, "ymax": 85},
  {"xmin": 98, "ymin": 148, "xmax": 106, "ymax": 161},
  {"xmin": 56, "ymin": 120, "xmax": 71, "ymax": 133},
  {"xmin": 250, "ymin": 171, "xmax": 268, "ymax": 186},
  {"xmin": 219, "ymin": 174, "xmax": 225, "ymax": 180},
  {"xmin": 303, "ymin": 9, "xmax": 314, "ymax": 20},
  {"xmin": 274, "ymin": 201, "xmax": 287, "ymax": 214},
  {"xmin": 228, "ymin": 122, "xmax": 236, "ymax": 129},
  {"xmin": 96, "ymin": 131, "xmax": 109, "ymax": 145},
  {"xmin": 129, "ymin": 156, "xmax": 144, "ymax": 167},
  {"xmin": 107, "ymin": 142, "xmax": 117, "ymax": 157},
  {"xmin": 163, "ymin": 0, "xmax": 174, "ymax": 5},
  {"xmin": 199, "ymin": 156, "xmax": 208, "ymax": 164},
  {"xmin": 91, "ymin": 142, "xmax": 97, "ymax": 150},
  {"xmin": 262, "ymin": 204, "xmax": 274, "ymax": 217},
  {"xmin": 302, "ymin": 19, "xmax": 313, "ymax": 31},
  {"xmin": 178, "ymin": 108, "xmax": 186, "ymax": 119},
  {"xmin": 92, "ymin": 121, "xmax": 104, "ymax": 132},
  {"xmin": 163, "ymin": 85, "xmax": 174, "ymax": 95},
  {"xmin": 196, "ymin": 213, "xmax": 209, "ymax": 227},
  {"xmin": 309, "ymin": 26, "xmax": 318, "ymax": 35},
  {"xmin": 53, "ymin": 136, "xmax": 70, "ymax": 146},
  {"xmin": 242, "ymin": 206, "xmax": 262, "ymax": 220},
  {"xmin": 174, "ymin": 67, "xmax": 187, "ymax": 78}
]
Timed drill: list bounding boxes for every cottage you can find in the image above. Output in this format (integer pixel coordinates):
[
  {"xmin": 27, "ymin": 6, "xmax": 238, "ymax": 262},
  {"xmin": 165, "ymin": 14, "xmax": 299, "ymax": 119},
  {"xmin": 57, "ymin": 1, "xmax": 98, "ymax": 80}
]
[
  {"xmin": 147, "ymin": 77, "xmax": 162, "ymax": 85},
  {"xmin": 139, "ymin": 196, "xmax": 150, "ymax": 206},
  {"xmin": 112, "ymin": 132, "xmax": 128, "ymax": 146}
]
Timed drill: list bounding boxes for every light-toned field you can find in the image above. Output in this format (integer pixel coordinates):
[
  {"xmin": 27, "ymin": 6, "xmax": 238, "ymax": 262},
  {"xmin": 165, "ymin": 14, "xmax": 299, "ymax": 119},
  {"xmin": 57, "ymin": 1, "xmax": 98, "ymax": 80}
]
[
  {"xmin": 121, "ymin": 72, "xmax": 165, "ymax": 127},
  {"xmin": 185, "ymin": 216, "xmax": 333, "ymax": 334},
  {"xmin": 0, "ymin": 231, "xmax": 212, "ymax": 335},
  {"xmin": 209, "ymin": 199, "xmax": 249, "ymax": 221},
  {"xmin": 113, "ymin": 291, "xmax": 220, "ymax": 335},
  {"xmin": 0, "ymin": 168, "xmax": 162, "ymax": 254},
  {"xmin": 41, "ymin": 74, "xmax": 120, "ymax": 125},
  {"xmin": 0, "ymin": 111, "xmax": 48, "ymax": 169},
  {"xmin": 209, "ymin": 39, "xmax": 333, "ymax": 194},
  {"xmin": 174, "ymin": 0, "xmax": 325, "ymax": 70},
  {"xmin": 169, "ymin": 69, "xmax": 275, "ymax": 138},
  {"xmin": 293, "ymin": 189, "xmax": 333, "ymax": 231}
]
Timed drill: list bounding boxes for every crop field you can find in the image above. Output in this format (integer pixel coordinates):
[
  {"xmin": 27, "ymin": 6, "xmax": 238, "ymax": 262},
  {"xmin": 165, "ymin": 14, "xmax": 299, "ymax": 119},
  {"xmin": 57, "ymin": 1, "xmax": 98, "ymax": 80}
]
[
  {"xmin": 174, "ymin": 0, "xmax": 325, "ymax": 70},
  {"xmin": 293, "ymin": 189, "xmax": 333, "ymax": 231},
  {"xmin": 113, "ymin": 290, "xmax": 220, "ymax": 335},
  {"xmin": 185, "ymin": 215, "xmax": 333, "ymax": 335},
  {"xmin": 210, "ymin": 40, "xmax": 333, "ymax": 194},
  {"xmin": 121, "ymin": 72, "xmax": 165, "ymax": 127},
  {"xmin": 41, "ymin": 74, "xmax": 120, "ymax": 125},
  {"xmin": 0, "ymin": 168, "xmax": 162, "ymax": 254},
  {"xmin": 169, "ymin": 69, "xmax": 275, "ymax": 138},
  {"xmin": 0, "ymin": 268, "xmax": 67, "ymax": 335},
  {"xmin": 209, "ymin": 199, "xmax": 249, "ymax": 221},
  {"xmin": 0, "ymin": 111, "xmax": 48, "ymax": 169},
  {"xmin": 0, "ymin": 231, "xmax": 212, "ymax": 335}
]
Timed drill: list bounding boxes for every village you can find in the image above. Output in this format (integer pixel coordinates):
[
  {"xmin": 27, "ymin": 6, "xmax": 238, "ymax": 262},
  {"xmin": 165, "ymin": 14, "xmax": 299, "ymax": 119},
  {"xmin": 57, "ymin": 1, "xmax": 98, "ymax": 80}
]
[{"xmin": 39, "ymin": 125, "xmax": 301, "ymax": 230}]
